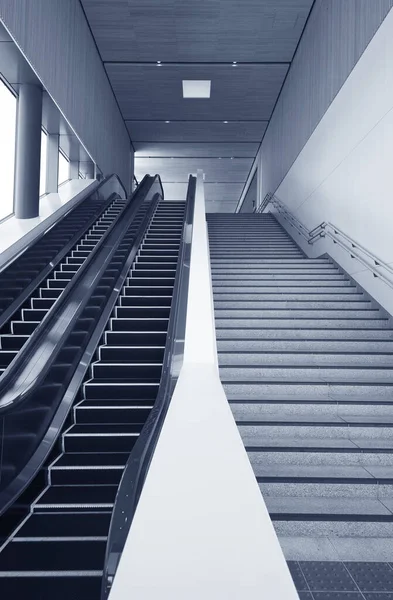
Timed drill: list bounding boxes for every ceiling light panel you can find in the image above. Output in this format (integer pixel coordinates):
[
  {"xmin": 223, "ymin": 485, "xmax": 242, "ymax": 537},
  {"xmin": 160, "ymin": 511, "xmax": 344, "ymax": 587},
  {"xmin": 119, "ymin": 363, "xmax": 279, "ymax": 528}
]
[{"xmin": 182, "ymin": 80, "xmax": 211, "ymax": 98}]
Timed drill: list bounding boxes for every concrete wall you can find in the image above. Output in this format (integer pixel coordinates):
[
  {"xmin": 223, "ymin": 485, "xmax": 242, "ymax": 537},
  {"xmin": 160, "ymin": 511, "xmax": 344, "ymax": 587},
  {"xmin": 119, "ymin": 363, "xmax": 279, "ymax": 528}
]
[
  {"xmin": 239, "ymin": 170, "xmax": 257, "ymax": 213},
  {"xmin": 0, "ymin": 0, "xmax": 132, "ymax": 191},
  {"xmin": 270, "ymin": 7, "xmax": 393, "ymax": 315},
  {"xmin": 261, "ymin": 0, "xmax": 393, "ymax": 200}
]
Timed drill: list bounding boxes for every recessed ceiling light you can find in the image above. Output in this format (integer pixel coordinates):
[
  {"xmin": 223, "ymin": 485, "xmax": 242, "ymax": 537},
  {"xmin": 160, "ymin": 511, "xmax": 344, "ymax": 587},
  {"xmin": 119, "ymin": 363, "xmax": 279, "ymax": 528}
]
[
  {"xmin": 223, "ymin": 120, "xmax": 228, "ymax": 124},
  {"xmin": 182, "ymin": 80, "xmax": 211, "ymax": 98},
  {"xmin": 165, "ymin": 120, "xmax": 170, "ymax": 123}
]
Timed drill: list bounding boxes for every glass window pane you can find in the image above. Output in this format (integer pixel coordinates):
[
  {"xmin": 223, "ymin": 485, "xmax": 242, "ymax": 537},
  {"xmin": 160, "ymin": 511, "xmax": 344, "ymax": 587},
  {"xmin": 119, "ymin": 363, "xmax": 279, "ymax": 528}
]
[
  {"xmin": 0, "ymin": 79, "xmax": 17, "ymax": 221},
  {"xmin": 39, "ymin": 130, "xmax": 47, "ymax": 196},
  {"xmin": 58, "ymin": 151, "xmax": 69, "ymax": 186}
]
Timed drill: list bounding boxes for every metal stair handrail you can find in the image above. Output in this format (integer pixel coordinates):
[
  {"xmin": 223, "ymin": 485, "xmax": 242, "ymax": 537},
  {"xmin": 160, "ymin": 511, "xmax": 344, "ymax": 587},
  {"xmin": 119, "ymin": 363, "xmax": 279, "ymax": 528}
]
[{"xmin": 260, "ymin": 193, "xmax": 393, "ymax": 289}]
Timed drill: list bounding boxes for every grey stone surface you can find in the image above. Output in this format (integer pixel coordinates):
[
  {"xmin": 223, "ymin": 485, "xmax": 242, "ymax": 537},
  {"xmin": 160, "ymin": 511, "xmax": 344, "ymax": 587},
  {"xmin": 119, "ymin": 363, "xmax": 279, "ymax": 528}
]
[
  {"xmin": 331, "ymin": 539, "xmax": 393, "ymax": 562},
  {"xmin": 220, "ymin": 364, "xmax": 393, "ymax": 381},
  {"xmin": 209, "ymin": 213, "xmax": 393, "ymax": 568},
  {"xmin": 249, "ymin": 450, "xmax": 393, "ymax": 467},
  {"xmin": 279, "ymin": 536, "xmax": 339, "ymax": 561},
  {"xmin": 219, "ymin": 352, "xmax": 393, "ymax": 367},
  {"xmin": 260, "ymin": 482, "xmax": 382, "ymax": 499},
  {"xmin": 252, "ymin": 464, "xmax": 374, "ymax": 480},
  {"xmin": 265, "ymin": 496, "xmax": 391, "ymax": 516},
  {"xmin": 275, "ymin": 522, "xmax": 393, "ymax": 538}
]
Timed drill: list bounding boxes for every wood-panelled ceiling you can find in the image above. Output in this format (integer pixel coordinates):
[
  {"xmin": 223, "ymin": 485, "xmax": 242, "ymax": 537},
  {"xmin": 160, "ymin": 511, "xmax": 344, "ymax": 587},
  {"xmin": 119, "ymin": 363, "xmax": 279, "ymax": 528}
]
[{"xmin": 81, "ymin": 0, "xmax": 314, "ymax": 211}]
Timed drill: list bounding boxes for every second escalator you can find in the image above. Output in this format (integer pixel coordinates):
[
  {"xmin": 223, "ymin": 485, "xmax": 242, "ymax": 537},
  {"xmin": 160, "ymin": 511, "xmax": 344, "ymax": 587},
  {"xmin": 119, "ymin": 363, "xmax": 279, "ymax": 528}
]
[{"xmin": 0, "ymin": 200, "xmax": 186, "ymax": 599}]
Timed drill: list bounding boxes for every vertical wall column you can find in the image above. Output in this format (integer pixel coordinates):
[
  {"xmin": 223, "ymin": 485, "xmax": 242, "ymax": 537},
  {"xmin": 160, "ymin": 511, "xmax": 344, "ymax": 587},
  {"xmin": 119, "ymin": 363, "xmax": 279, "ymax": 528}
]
[
  {"xmin": 130, "ymin": 150, "xmax": 135, "ymax": 192},
  {"xmin": 256, "ymin": 150, "xmax": 263, "ymax": 209},
  {"xmin": 45, "ymin": 134, "xmax": 59, "ymax": 193},
  {"xmin": 69, "ymin": 161, "xmax": 79, "ymax": 179},
  {"xmin": 14, "ymin": 84, "xmax": 43, "ymax": 218}
]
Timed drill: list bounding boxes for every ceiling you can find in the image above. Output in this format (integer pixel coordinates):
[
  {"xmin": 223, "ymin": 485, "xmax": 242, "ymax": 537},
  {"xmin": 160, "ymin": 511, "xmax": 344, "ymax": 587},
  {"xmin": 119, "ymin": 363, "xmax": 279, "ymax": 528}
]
[{"xmin": 81, "ymin": 0, "xmax": 314, "ymax": 211}]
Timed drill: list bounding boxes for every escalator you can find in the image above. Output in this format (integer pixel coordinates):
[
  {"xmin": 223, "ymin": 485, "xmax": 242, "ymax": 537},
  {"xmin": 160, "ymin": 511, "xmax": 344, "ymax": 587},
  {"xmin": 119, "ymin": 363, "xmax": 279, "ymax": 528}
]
[
  {"xmin": 0, "ymin": 181, "xmax": 132, "ymax": 374},
  {"xmin": 0, "ymin": 179, "xmax": 188, "ymax": 598},
  {"xmin": 0, "ymin": 183, "xmax": 124, "ymax": 316},
  {"xmin": 0, "ymin": 197, "xmax": 128, "ymax": 374}
]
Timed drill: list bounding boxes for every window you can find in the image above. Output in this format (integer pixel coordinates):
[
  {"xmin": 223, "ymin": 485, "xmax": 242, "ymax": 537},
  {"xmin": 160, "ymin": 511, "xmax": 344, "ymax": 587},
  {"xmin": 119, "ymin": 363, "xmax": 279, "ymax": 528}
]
[
  {"xmin": 0, "ymin": 78, "xmax": 17, "ymax": 221},
  {"xmin": 39, "ymin": 130, "xmax": 47, "ymax": 196},
  {"xmin": 58, "ymin": 150, "xmax": 69, "ymax": 187}
]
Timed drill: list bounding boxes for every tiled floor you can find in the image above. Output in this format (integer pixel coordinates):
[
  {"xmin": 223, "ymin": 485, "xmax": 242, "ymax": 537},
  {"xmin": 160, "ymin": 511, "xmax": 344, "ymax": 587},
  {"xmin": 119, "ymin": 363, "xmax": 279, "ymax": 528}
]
[{"xmin": 288, "ymin": 561, "xmax": 393, "ymax": 599}]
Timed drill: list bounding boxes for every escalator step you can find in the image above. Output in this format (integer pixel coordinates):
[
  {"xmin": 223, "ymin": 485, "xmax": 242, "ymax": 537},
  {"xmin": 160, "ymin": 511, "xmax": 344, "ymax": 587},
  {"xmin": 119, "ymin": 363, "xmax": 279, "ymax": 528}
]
[
  {"xmin": 0, "ymin": 576, "xmax": 101, "ymax": 599},
  {"xmin": 84, "ymin": 380, "xmax": 159, "ymax": 399},
  {"xmin": 98, "ymin": 345, "xmax": 165, "ymax": 362},
  {"xmin": 0, "ymin": 539, "xmax": 106, "ymax": 571},
  {"xmin": 34, "ymin": 485, "xmax": 118, "ymax": 508},
  {"xmin": 16, "ymin": 512, "xmax": 111, "ymax": 538},
  {"xmin": 91, "ymin": 361, "xmax": 162, "ymax": 379},
  {"xmin": 110, "ymin": 317, "xmax": 169, "ymax": 331},
  {"xmin": 104, "ymin": 331, "xmax": 167, "ymax": 346},
  {"xmin": 74, "ymin": 402, "xmax": 152, "ymax": 423}
]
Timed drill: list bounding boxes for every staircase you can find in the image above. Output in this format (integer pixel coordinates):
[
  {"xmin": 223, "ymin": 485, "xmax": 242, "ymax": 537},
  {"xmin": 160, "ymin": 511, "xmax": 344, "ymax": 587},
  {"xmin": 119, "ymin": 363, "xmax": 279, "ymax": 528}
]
[
  {"xmin": 0, "ymin": 196, "xmax": 128, "ymax": 374},
  {"xmin": 0, "ymin": 201, "xmax": 185, "ymax": 599},
  {"xmin": 207, "ymin": 213, "xmax": 393, "ymax": 564}
]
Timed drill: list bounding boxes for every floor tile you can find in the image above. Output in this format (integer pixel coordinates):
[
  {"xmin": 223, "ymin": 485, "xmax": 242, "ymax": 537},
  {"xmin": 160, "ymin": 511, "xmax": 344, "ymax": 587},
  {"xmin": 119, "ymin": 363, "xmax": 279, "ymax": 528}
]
[
  {"xmin": 300, "ymin": 562, "xmax": 358, "ymax": 592},
  {"xmin": 344, "ymin": 562, "xmax": 393, "ymax": 592},
  {"xmin": 312, "ymin": 594, "xmax": 363, "ymax": 599},
  {"xmin": 363, "ymin": 594, "xmax": 393, "ymax": 599},
  {"xmin": 287, "ymin": 561, "xmax": 309, "ymax": 591}
]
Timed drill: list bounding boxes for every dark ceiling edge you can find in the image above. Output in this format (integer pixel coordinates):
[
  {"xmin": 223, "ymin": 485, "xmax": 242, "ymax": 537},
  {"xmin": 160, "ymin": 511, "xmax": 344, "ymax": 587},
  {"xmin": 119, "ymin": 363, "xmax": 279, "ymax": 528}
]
[
  {"xmin": 104, "ymin": 61, "xmax": 291, "ymax": 66},
  {"xmin": 155, "ymin": 181, "xmax": 247, "ymax": 184},
  {"xmin": 235, "ymin": 0, "xmax": 318, "ymax": 213},
  {"xmin": 78, "ymin": 0, "xmax": 135, "ymax": 153},
  {"xmin": 125, "ymin": 119, "xmax": 270, "ymax": 123},
  {"xmin": 133, "ymin": 141, "xmax": 262, "ymax": 144},
  {"xmin": 135, "ymin": 156, "xmax": 254, "ymax": 159}
]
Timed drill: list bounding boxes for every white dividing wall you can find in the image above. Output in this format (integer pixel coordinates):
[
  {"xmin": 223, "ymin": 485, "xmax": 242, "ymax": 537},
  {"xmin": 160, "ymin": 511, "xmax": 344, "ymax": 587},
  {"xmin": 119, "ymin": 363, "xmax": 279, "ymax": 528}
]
[
  {"xmin": 109, "ymin": 172, "xmax": 298, "ymax": 600},
  {"xmin": 268, "ymin": 8, "xmax": 393, "ymax": 314}
]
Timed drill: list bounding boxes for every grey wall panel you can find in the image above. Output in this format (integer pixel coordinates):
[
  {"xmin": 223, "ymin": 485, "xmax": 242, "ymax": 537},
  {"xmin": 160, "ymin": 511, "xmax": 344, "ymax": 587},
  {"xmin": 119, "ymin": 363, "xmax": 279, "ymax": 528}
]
[
  {"xmin": 127, "ymin": 121, "xmax": 267, "ymax": 143},
  {"xmin": 134, "ymin": 142, "xmax": 258, "ymax": 157},
  {"xmin": 162, "ymin": 182, "xmax": 188, "ymax": 201},
  {"xmin": 205, "ymin": 183, "xmax": 244, "ymax": 212},
  {"xmin": 0, "ymin": 0, "xmax": 131, "ymax": 189},
  {"xmin": 261, "ymin": 0, "xmax": 393, "ymax": 198},
  {"xmin": 161, "ymin": 181, "xmax": 242, "ymax": 212},
  {"xmin": 134, "ymin": 157, "xmax": 253, "ymax": 183}
]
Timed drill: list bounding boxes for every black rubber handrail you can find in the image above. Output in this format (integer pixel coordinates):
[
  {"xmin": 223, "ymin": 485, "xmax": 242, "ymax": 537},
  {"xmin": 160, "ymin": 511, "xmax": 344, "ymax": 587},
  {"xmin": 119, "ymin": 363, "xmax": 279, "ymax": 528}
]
[
  {"xmin": 101, "ymin": 176, "xmax": 197, "ymax": 598},
  {"xmin": 0, "ymin": 175, "xmax": 153, "ymax": 414},
  {"xmin": 0, "ymin": 176, "xmax": 163, "ymax": 515}
]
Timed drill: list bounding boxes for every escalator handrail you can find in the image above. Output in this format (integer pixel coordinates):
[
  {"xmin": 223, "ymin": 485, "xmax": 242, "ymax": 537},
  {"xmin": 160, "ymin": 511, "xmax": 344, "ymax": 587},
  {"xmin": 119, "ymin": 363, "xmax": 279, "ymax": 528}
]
[
  {"xmin": 0, "ymin": 187, "xmax": 163, "ymax": 516},
  {"xmin": 0, "ymin": 175, "xmax": 162, "ymax": 415},
  {"xmin": 0, "ymin": 173, "xmax": 126, "ymax": 276},
  {"xmin": 101, "ymin": 176, "xmax": 197, "ymax": 599}
]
